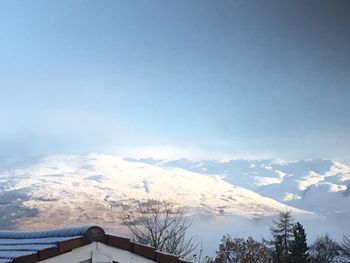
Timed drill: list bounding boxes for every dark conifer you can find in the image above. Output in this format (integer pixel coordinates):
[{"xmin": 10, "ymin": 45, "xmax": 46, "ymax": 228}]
[{"xmin": 290, "ymin": 222, "xmax": 308, "ymax": 263}]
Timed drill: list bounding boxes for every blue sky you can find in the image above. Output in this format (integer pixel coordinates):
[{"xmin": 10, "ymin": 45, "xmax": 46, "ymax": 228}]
[{"xmin": 1, "ymin": 1, "xmax": 350, "ymax": 162}]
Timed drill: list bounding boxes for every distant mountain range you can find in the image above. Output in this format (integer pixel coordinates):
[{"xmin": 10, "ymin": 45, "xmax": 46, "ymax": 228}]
[
  {"xmin": 0, "ymin": 154, "xmax": 349, "ymax": 235},
  {"xmin": 0, "ymin": 154, "xmax": 305, "ymax": 230},
  {"xmin": 127, "ymin": 157, "xmax": 350, "ymax": 216}
]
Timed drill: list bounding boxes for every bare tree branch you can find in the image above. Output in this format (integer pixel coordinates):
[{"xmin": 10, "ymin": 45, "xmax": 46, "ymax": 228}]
[{"xmin": 122, "ymin": 200, "xmax": 199, "ymax": 259}]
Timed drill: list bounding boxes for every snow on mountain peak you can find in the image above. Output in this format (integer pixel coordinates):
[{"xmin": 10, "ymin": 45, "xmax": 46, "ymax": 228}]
[
  {"xmin": 0, "ymin": 154, "xmax": 304, "ymax": 230},
  {"xmin": 140, "ymin": 157, "xmax": 350, "ymax": 216}
]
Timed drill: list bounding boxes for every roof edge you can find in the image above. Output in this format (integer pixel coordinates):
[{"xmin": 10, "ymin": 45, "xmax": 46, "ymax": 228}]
[{"xmin": 0, "ymin": 226, "xmax": 193, "ymax": 263}]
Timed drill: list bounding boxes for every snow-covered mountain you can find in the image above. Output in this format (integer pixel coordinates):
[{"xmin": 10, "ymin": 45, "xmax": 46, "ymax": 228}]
[
  {"xmin": 130, "ymin": 158, "xmax": 350, "ymax": 216},
  {"xmin": 0, "ymin": 154, "xmax": 303, "ymax": 230}
]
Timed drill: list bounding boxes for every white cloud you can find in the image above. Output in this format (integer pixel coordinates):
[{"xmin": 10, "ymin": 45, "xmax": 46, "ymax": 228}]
[{"xmin": 116, "ymin": 145, "xmax": 236, "ymax": 161}]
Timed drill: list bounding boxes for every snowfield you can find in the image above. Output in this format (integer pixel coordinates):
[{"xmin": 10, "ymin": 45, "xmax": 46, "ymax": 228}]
[
  {"xmin": 138, "ymin": 158, "xmax": 350, "ymax": 216},
  {"xmin": 0, "ymin": 154, "xmax": 305, "ymax": 230}
]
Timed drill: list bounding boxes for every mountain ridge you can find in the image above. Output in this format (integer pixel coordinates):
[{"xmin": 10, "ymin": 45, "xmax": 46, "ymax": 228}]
[
  {"xmin": 130, "ymin": 157, "xmax": 350, "ymax": 216},
  {"xmin": 0, "ymin": 153, "xmax": 306, "ymax": 230}
]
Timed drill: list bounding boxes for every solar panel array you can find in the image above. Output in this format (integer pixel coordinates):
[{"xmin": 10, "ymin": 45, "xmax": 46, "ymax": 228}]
[{"xmin": 0, "ymin": 226, "xmax": 91, "ymax": 263}]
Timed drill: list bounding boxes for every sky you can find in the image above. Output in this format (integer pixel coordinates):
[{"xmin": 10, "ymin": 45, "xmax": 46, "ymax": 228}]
[{"xmin": 0, "ymin": 0, "xmax": 350, "ymax": 163}]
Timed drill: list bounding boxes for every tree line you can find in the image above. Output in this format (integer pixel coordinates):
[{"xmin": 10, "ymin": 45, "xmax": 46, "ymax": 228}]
[
  {"xmin": 122, "ymin": 201, "xmax": 350, "ymax": 263},
  {"xmin": 208, "ymin": 211, "xmax": 350, "ymax": 263}
]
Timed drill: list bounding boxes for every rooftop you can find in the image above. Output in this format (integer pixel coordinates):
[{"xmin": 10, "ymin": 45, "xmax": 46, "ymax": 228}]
[{"xmin": 0, "ymin": 226, "xmax": 192, "ymax": 263}]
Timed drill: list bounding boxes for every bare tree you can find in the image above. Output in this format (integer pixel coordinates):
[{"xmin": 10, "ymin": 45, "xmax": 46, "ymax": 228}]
[
  {"xmin": 309, "ymin": 234, "xmax": 343, "ymax": 263},
  {"xmin": 270, "ymin": 210, "xmax": 295, "ymax": 262},
  {"xmin": 210, "ymin": 235, "xmax": 271, "ymax": 263},
  {"xmin": 122, "ymin": 200, "xmax": 199, "ymax": 259},
  {"xmin": 342, "ymin": 235, "xmax": 350, "ymax": 258}
]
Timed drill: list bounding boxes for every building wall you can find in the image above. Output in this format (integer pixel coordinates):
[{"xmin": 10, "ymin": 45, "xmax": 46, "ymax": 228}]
[{"xmin": 39, "ymin": 242, "xmax": 156, "ymax": 263}]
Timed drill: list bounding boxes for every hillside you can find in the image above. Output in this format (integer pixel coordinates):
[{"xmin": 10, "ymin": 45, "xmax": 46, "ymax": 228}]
[
  {"xmin": 0, "ymin": 154, "xmax": 303, "ymax": 230},
  {"xmin": 134, "ymin": 158, "xmax": 350, "ymax": 215}
]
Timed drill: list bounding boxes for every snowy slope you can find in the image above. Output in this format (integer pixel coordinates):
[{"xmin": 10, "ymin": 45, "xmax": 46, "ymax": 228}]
[
  {"xmin": 136, "ymin": 158, "xmax": 350, "ymax": 215},
  {"xmin": 0, "ymin": 154, "xmax": 303, "ymax": 229}
]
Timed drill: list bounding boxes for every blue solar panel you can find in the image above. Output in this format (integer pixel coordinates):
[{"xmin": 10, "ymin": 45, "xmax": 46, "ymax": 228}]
[
  {"xmin": 0, "ymin": 226, "xmax": 93, "ymax": 262},
  {"xmin": 0, "ymin": 259, "xmax": 11, "ymax": 263},
  {"xmin": 0, "ymin": 226, "xmax": 91, "ymax": 239},
  {"xmin": 0, "ymin": 236, "xmax": 76, "ymax": 245},
  {"xmin": 0, "ymin": 250, "xmax": 37, "ymax": 258},
  {"xmin": 0, "ymin": 244, "xmax": 57, "ymax": 251}
]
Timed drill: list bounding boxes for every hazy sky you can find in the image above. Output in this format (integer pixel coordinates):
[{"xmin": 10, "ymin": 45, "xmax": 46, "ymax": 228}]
[{"xmin": 1, "ymin": 1, "xmax": 350, "ymax": 162}]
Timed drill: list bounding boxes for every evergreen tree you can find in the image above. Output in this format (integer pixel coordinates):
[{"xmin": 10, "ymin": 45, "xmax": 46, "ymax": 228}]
[
  {"xmin": 270, "ymin": 211, "xmax": 294, "ymax": 263},
  {"xmin": 290, "ymin": 222, "xmax": 308, "ymax": 263}
]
